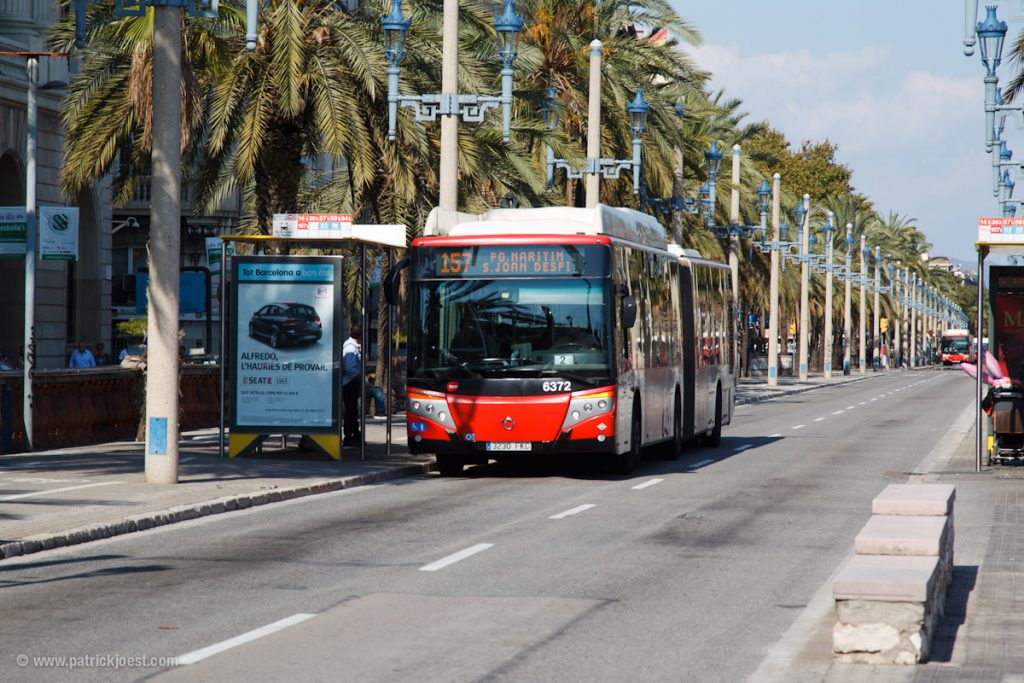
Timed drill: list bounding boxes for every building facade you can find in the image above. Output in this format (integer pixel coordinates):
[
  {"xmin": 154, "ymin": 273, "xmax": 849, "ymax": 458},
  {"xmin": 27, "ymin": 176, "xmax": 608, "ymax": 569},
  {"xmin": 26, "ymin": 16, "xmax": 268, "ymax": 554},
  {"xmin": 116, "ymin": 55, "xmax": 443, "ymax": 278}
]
[{"xmin": 0, "ymin": 1, "xmax": 112, "ymax": 369}]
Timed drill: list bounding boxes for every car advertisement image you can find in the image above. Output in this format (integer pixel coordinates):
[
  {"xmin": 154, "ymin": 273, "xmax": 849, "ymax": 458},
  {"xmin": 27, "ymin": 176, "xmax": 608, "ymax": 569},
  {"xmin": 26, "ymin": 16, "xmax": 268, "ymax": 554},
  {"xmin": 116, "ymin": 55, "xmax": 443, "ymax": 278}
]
[{"xmin": 232, "ymin": 257, "xmax": 341, "ymax": 432}]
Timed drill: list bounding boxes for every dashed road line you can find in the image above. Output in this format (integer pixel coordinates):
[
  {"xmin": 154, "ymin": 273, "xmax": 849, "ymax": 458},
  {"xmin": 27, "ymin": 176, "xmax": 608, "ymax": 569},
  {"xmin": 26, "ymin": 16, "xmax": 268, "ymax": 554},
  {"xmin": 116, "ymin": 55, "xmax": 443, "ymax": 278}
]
[
  {"xmin": 420, "ymin": 543, "xmax": 495, "ymax": 571},
  {"xmin": 733, "ymin": 444, "xmax": 753, "ymax": 453},
  {"xmin": 632, "ymin": 478, "xmax": 664, "ymax": 490},
  {"xmin": 814, "ymin": 417, "xmax": 826, "ymax": 422},
  {"xmin": 177, "ymin": 613, "xmax": 317, "ymax": 665},
  {"xmin": 792, "ymin": 424, "xmax": 805, "ymax": 430},
  {"xmin": 689, "ymin": 458, "xmax": 715, "ymax": 468},
  {"xmin": 549, "ymin": 504, "xmax": 596, "ymax": 520},
  {"xmin": 832, "ymin": 410, "xmax": 844, "ymax": 416}
]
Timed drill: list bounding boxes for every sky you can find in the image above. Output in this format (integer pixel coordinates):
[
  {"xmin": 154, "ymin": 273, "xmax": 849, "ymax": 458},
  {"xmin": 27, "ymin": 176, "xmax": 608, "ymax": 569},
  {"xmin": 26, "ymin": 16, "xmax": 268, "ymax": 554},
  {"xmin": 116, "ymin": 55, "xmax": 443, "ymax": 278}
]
[{"xmin": 670, "ymin": 0, "xmax": 1002, "ymax": 264}]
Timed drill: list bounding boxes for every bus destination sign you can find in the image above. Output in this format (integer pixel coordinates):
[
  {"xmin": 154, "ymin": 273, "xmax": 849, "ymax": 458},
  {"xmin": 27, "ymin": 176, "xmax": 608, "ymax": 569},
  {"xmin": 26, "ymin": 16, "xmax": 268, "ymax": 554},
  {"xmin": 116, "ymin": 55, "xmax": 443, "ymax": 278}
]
[{"xmin": 416, "ymin": 245, "xmax": 607, "ymax": 278}]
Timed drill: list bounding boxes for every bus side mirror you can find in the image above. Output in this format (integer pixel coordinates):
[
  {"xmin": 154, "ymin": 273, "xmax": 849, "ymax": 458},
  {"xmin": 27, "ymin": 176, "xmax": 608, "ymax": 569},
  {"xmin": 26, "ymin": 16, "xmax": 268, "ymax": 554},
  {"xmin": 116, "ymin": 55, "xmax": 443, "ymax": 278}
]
[
  {"xmin": 384, "ymin": 257, "xmax": 409, "ymax": 306},
  {"xmin": 621, "ymin": 296, "xmax": 637, "ymax": 329}
]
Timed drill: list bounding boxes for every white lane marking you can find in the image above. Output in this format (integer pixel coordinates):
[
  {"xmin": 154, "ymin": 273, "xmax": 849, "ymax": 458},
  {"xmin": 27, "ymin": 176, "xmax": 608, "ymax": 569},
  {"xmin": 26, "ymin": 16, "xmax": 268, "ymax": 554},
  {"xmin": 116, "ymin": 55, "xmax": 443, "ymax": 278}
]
[
  {"xmin": 733, "ymin": 444, "xmax": 753, "ymax": 453},
  {"xmin": 632, "ymin": 478, "xmax": 664, "ymax": 490},
  {"xmin": 832, "ymin": 410, "xmax": 844, "ymax": 416},
  {"xmin": 792, "ymin": 425, "xmax": 805, "ymax": 430},
  {"xmin": 549, "ymin": 504, "xmax": 596, "ymax": 520},
  {"xmin": 859, "ymin": 402, "xmax": 866, "ymax": 405},
  {"xmin": 180, "ymin": 456, "xmax": 197, "ymax": 463},
  {"xmin": 420, "ymin": 543, "xmax": 495, "ymax": 571},
  {"xmin": 0, "ymin": 481, "xmax": 123, "ymax": 502},
  {"xmin": 769, "ymin": 434, "xmax": 783, "ymax": 438},
  {"xmin": 689, "ymin": 458, "xmax": 715, "ymax": 468},
  {"xmin": 846, "ymin": 406, "xmax": 855, "ymax": 410},
  {"xmin": 870, "ymin": 398, "xmax": 877, "ymax": 402},
  {"xmin": 814, "ymin": 417, "xmax": 826, "ymax": 422},
  {"xmin": 177, "ymin": 613, "xmax": 317, "ymax": 665}
]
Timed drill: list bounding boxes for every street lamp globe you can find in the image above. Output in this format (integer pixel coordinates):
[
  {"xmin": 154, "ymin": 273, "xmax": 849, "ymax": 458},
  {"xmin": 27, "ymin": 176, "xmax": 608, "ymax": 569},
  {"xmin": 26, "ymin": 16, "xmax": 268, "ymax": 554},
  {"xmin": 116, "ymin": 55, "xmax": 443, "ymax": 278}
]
[
  {"xmin": 381, "ymin": 0, "xmax": 411, "ymax": 63},
  {"xmin": 494, "ymin": 0, "xmax": 524, "ymax": 64},
  {"xmin": 705, "ymin": 141, "xmax": 723, "ymax": 180},
  {"xmin": 627, "ymin": 90, "xmax": 650, "ymax": 136},
  {"xmin": 794, "ymin": 199, "xmax": 807, "ymax": 226},
  {"xmin": 977, "ymin": 5, "xmax": 1008, "ymax": 75},
  {"xmin": 756, "ymin": 178, "xmax": 771, "ymax": 214}
]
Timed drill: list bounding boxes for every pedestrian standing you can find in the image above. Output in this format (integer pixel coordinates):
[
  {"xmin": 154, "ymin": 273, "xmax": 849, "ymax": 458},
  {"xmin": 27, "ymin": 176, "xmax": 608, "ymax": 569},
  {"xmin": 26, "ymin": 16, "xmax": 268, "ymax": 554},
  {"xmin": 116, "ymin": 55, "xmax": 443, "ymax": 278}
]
[
  {"xmin": 68, "ymin": 342, "xmax": 96, "ymax": 369},
  {"xmin": 342, "ymin": 323, "xmax": 363, "ymax": 446},
  {"xmin": 94, "ymin": 343, "xmax": 113, "ymax": 366}
]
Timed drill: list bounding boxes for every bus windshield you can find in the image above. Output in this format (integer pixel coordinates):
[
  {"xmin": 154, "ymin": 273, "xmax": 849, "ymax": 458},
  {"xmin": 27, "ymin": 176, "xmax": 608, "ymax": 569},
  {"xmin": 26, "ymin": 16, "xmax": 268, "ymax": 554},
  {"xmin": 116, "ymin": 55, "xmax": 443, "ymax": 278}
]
[
  {"xmin": 941, "ymin": 337, "xmax": 970, "ymax": 353},
  {"xmin": 408, "ymin": 278, "xmax": 612, "ymax": 385}
]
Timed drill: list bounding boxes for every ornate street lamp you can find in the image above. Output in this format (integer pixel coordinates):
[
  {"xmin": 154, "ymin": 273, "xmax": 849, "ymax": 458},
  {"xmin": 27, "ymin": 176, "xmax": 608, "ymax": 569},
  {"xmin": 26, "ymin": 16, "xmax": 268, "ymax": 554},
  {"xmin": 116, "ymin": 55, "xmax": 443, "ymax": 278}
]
[
  {"xmin": 545, "ymin": 87, "xmax": 650, "ymax": 195},
  {"xmin": 382, "ymin": 0, "xmax": 523, "ymax": 143},
  {"xmin": 977, "ymin": 4, "xmax": 1008, "ymax": 76}
]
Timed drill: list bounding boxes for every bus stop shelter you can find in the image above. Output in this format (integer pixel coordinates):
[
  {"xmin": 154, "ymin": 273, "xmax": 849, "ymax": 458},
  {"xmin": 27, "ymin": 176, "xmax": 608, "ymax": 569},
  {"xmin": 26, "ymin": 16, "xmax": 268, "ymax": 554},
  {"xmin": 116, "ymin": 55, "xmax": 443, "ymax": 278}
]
[
  {"xmin": 974, "ymin": 217, "xmax": 1024, "ymax": 471},
  {"xmin": 218, "ymin": 217, "xmax": 406, "ymax": 462}
]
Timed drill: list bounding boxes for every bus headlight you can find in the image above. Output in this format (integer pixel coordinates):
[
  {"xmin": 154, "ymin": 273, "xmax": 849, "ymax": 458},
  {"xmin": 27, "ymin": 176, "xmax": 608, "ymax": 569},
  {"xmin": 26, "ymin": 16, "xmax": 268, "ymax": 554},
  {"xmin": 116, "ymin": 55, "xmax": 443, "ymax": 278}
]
[
  {"xmin": 561, "ymin": 390, "xmax": 614, "ymax": 431},
  {"xmin": 407, "ymin": 391, "xmax": 456, "ymax": 430}
]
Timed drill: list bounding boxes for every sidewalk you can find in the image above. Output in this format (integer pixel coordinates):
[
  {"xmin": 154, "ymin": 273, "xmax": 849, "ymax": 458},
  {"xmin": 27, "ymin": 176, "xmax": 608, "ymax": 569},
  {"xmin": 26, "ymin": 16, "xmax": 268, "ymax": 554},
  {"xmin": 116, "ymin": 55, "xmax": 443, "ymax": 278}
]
[
  {"xmin": 0, "ymin": 367, "xmax": 921, "ymax": 563},
  {"xmin": 0, "ymin": 417, "xmax": 431, "ymax": 560}
]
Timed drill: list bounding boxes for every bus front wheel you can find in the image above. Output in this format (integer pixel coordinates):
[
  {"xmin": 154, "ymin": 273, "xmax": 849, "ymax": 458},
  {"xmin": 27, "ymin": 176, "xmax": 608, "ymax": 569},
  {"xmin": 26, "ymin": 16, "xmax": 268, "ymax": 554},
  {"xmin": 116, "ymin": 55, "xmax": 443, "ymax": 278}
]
[{"xmin": 611, "ymin": 408, "xmax": 642, "ymax": 475}]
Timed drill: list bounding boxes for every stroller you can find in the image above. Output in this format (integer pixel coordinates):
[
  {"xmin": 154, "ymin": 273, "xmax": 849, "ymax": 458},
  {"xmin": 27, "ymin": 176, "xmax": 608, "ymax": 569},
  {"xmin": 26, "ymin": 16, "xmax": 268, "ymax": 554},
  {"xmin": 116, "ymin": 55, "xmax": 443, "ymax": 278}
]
[{"xmin": 985, "ymin": 385, "xmax": 1024, "ymax": 464}]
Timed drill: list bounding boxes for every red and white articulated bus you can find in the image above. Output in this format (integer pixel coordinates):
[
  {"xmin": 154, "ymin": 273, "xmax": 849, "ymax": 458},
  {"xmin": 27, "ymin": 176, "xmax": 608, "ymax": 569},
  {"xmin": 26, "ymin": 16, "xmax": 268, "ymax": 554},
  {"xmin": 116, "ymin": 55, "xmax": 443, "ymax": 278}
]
[
  {"xmin": 392, "ymin": 205, "xmax": 735, "ymax": 475},
  {"xmin": 940, "ymin": 328, "xmax": 972, "ymax": 365}
]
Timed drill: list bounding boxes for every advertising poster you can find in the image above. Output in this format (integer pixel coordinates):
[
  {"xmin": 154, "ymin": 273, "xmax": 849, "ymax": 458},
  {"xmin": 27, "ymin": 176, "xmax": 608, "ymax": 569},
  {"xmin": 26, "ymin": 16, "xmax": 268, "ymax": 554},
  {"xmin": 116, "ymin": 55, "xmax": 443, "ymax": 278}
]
[
  {"xmin": 205, "ymin": 237, "xmax": 235, "ymax": 276},
  {"xmin": 0, "ymin": 206, "xmax": 26, "ymax": 259},
  {"xmin": 230, "ymin": 256, "xmax": 341, "ymax": 433},
  {"xmin": 39, "ymin": 206, "xmax": 79, "ymax": 261},
  {"xmin": 993, "ymin": 273, "xmax": 1024, "ymax": 383}
]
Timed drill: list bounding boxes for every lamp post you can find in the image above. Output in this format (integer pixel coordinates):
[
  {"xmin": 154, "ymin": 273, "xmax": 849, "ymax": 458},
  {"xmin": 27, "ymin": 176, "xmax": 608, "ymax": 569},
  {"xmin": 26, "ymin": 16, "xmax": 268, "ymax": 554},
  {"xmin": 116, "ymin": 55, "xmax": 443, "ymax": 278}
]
[
  {"xmin": 23, "ymin": 57, "xmax": 38, "ymax": 450},
  {"xmin": 890, "ymin": 262, "xmax": 900, "ymax": 368},
  {"xmin": 545, "ymin": 70, "xmax": 650, "ymax": 202},
  {"xmin": 382, "ymin": 0, "xmax": 524, "ymax": 210},
  {"xmin": 858, "ymin": 236, "xmax": 867, "ymax": 374},
  {"xmin": 843, "ymin": 224, "xmax": 853, "ymax": 375},
  {"xmin": 729, "ymin": 146, "xmax": 742, "ymax": 312},
  {"xmin": 823, "ymin": 213, "xmax": 835, "ymax": 379},
  {"xmin": 873, "ymin": 246, "xmax": 881, "ymax": 371},
  {"xmin": 913, "ymin": 272, "xmax": 921, "ymax": 368},
  {"xmin": 797, "ymin": 194, "xmax": 810, "ymax": 381},
  {"xmin": 706, "ymin": 141, "xmax": 723, "ymax": 227},
  {"xmin": 767, "ymin": 174, "xmax": 782, "ymax": 387}
]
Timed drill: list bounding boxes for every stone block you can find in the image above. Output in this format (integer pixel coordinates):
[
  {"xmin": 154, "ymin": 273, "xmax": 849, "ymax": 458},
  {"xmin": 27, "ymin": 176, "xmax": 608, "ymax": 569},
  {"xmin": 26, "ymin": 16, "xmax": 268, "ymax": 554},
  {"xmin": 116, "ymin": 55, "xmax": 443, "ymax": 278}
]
[
  {"xmin": 836, "ymin": 600, "xmax": 925, "ymax": 630},
  {"xmin": 833, "ymin": 554, "xmax": 939, "ymax": 602},
  {"xmin": 872, "ymin": 484, "xmax": 955, "ymax": 517},
  {"xmin": 855, "ymin": 515, "xmax": 949, "ymax": 557},
  {"xmin": 833, "ymin": 622, "xmax": 901, "ymax": 653},
  {"xmin": 1, "ymin": 542, "xmax": 24, "ymax": 558}
]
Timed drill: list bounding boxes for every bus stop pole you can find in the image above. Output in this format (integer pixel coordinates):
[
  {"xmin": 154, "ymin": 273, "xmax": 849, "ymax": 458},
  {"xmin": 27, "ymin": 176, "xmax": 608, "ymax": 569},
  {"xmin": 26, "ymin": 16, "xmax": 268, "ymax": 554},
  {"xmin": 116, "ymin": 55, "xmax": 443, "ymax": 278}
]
[
  {"xmin": 385, "ymin": 249, "xmax": 393, "ymax": 458},
  {"xmin": 976, "ymin": 246, "xmax": 986, "ymax": 473},
  {"xmin": 360, "ymin": 243, "xmax": 367, "ymax": 461},
  {"xmin": 218, "ymin": 242, "xmax": 226, "ymax": 459}
]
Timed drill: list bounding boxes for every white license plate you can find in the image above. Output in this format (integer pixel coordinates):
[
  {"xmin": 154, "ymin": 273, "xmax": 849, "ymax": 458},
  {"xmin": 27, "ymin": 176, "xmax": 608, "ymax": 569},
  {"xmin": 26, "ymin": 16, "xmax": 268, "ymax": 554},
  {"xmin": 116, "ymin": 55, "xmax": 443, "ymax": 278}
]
[{"xmin": 486, "ymin": 442, "xmax": 532, "ymax": 452}]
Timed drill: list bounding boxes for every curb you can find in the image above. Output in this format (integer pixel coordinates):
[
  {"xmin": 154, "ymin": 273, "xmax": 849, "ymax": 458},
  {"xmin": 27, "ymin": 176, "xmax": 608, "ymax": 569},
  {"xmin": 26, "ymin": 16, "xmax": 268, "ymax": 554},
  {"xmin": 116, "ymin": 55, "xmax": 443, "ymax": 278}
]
[{"xmin": 0, "ymin": 462, "xmax": 433, "ymax": 561}]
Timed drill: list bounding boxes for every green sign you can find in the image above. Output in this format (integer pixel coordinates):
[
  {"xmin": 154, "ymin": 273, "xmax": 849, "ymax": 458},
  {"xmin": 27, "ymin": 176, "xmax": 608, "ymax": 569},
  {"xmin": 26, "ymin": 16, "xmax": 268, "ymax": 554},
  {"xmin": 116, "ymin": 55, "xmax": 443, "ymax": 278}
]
[{"xmin": 0, "ymin": 206, "xmax": 26, "ymax": 259}]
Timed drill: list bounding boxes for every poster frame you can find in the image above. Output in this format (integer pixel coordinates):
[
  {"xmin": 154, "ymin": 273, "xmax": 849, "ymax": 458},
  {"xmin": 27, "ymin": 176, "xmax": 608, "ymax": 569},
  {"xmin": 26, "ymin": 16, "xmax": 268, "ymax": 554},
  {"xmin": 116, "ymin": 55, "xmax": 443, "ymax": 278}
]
[{"xmin": 229, "ymin": 255, "xmax": 342, "ymax": 435}]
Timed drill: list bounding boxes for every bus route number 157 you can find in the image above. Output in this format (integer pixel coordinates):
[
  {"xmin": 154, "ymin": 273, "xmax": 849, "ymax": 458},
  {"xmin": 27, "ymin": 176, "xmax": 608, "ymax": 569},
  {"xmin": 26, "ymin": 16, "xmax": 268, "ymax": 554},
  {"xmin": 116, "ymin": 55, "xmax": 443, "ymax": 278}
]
[{"xmin": 542, "ymin": 380, "xmax": 571, "ymax": 393}]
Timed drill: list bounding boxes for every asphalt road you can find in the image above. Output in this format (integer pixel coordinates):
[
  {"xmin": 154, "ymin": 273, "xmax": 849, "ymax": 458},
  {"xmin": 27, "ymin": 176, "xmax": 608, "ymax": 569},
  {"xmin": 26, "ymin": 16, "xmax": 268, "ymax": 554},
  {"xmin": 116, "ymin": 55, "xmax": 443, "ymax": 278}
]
[{"xmin": 0, "ymin": 369, "xmax": 973, "ymax": 683}]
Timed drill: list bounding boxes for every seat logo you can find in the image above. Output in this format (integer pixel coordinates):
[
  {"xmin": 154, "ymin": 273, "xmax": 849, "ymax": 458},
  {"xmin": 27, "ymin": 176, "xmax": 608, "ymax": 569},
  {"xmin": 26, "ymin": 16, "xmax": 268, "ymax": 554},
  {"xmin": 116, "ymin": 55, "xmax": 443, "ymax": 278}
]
[{"xmin": 502, "ymin": 416, "xmax": 515, "ymax": 431}]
